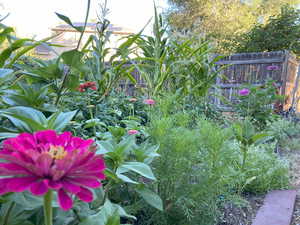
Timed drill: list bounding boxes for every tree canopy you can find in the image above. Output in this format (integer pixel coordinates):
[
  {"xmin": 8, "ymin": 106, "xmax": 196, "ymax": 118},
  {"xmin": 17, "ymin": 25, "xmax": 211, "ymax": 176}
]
[
  {"xmin": 167, "ymin": 0, "xmax": 300, "ymax": 52},
  {"xmin": 236, "ymin": 6, "xmax": 300, "ymax": 55}
]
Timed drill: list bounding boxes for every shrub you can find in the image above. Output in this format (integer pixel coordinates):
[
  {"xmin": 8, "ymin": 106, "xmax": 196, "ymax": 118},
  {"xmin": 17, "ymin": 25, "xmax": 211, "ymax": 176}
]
[
  {"xmin": 241, "ymin": 143, "xmax": 289, "ymax": 193},
  {"xmin": 236, "ymin": 5, "xmax": 300, "ymax": 56},
  {"xmin": 233, "ymin": 80, "xmax": 282, "ymax": 128},
  {"xmin": 140, "ymin": 113, "xmax": 239, "ymax": 225},
  {"xmin": 266, "ymin": 118, "xmax": 300, "ymax": 150}
]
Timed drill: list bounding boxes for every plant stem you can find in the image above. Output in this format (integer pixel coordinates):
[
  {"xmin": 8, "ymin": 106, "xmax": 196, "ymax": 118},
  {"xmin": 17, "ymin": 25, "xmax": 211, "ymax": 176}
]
[
  {"xmin": 76, "ymin": 0, "xmax": 91, "ymax": 50},
  {"xmin": 72, "ymin": 208, "xmax": 81, "ymax": 222},
  {"xmin": 55, "ymin": 0, "xmax": 91, "ymax": 106},
  {"xmin": 43, "ymin": 190, "xmax": 53, "ymax": 225},
  {"xmin": 241, "ymin": 145, "xmax": 248, "ymax": 172},
  {"xmin": 55, "ymin": 66, "xmax": 69, "ymax": 106},
  {"xmin": 88, "ymin": 96, "xmax": 97, "ymax": 137}
]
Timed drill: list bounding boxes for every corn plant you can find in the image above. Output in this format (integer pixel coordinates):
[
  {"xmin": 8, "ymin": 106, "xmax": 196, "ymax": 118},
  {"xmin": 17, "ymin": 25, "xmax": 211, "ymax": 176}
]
[
  {"xmin": 135, "ymin": 7, "xmax": 225, "ymax": 100},
  {"xmin": 81, "ymin": 0, "xmax": 137, "ymax": 102},
  {"xmin": 168, "ymin": 37, "xmax": 224, "ymax": 99},
  {"xmin": 134, "ymin": 6, "xmax": 171, "ymax": 97},
  {"xmin": 0, "ymin": 23, "xmax": 56, "ymax": 69}
]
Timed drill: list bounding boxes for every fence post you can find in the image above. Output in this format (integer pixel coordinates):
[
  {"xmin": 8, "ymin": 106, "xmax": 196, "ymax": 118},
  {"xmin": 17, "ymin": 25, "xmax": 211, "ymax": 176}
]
[
  {"xmin": 281, "ymin": 50, "xmax": 289, "ymax": 110},
  {"xmin": 291, "ymin": 65, "xmax": 300, "ymax": 112}
]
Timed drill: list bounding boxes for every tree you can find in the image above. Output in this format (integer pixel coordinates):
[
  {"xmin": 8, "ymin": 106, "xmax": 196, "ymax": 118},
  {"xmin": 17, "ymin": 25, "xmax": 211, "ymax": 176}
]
[
  {"xmin": 236, "ymin": 6, "xmax": 300, "ymax": 55},
  {"xmin": 167, "ymin": 0, "xmax": 300, "ymax": 53}
]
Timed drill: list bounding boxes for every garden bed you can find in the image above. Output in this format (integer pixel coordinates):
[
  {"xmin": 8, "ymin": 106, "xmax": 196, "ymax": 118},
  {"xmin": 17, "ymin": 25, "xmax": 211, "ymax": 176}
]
[
  {"xmin": 219, "ymin": 193, "xmax": 265, "ymax": 225},
  {"xmin": 219, "ymin": 142, "xmax": 300, "ymax": 225}
]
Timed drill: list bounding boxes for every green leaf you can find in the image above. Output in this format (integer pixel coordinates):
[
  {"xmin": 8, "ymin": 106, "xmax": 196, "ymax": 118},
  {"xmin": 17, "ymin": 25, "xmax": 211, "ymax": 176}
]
[
  {"xmin": 118, "ymin": 162, "xmax": 156, "ymax": 180},
  {"xmin": 106, "ymin": 213, "xmax": 120, "ymax": 225},
  {"xmin": 113, "ymin": 204, "xmax": 136, "ymax": 220},
  {"xmin": 0, "ymin": 38, "xmax": 31, "ymax": 67},
  {"xmin": 79, "ymin": 199, "xmax": 135, "ymax": 225},
  {"xmin": 65, "ymin": 73, "xmax": 80, "ymax": 89},
  {"xmin": 0, "ymin": 106, "xmax": 47, "ymax": 132},
  {"xmin": 47, "ymin": 110, "xmax": 77, "ymax": 131},
  {"xmin": 12, "ymin": 192, "xmax": 43, "ymax": 210},
  {"xmin": 55, "ymin": 13, "xmax": 84, "ymax": 32},
  {"xmin": 116, "ymin": 173, "xmax": 139, "ymax": 184},
  {"xmin": 251, "ymin": 133, "xmax": 270, "ymax": 145},
  {"xmin": 98, "ymin": 140, "xmax": 115, "ymax": 154},
  {"xmin": 0, "ymin": 132, "xmax": 18, "ymax": 140},
  {"xmin": 79, "ymin": 200, "xmax": 114, "ymax": 225},
  {"xmin": 84, "ymin": 119, "xmax": 107, "ymax": 129},
  {"xmin": 61, "ymin": 49, "xmax": 84, "ymax": 67},
  {"xmin": 0, "ymin": 68, "xmax": 14, "ymax": 85},
  {"xmin": 136, "ymin": 187, "xmax": 163, "ymax": 211},
  {"xmin": 6, "ymin": 34, "xmax": 58, "ymax": 68},
  {"xmin": 103, "ymin": 170, "xmax": 119, "ymax": 183},
  {"xmin": 0, "ymin": 27, "xmax": 14, "ymax": 45}
]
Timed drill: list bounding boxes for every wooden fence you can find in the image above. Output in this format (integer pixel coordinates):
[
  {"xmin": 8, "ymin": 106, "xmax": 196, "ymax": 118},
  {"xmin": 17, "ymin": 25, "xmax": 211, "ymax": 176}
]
[
  {"xmin": 213, "ymin": 51, "xmax": 299, "ymax": 111},
  {"xmin": 119, "ymin": 50, "xmax": 300, "ymax": 112}
]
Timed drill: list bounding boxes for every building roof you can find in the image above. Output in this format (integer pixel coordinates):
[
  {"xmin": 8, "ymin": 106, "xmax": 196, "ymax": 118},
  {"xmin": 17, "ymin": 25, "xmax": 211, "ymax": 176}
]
[
  {"xmin": 51, "ymin": 23, "xmax": 134, "ymax": 35},
  {"xmin": 35, "ymin": 43, "xmax": 51, "ymax": 55}
]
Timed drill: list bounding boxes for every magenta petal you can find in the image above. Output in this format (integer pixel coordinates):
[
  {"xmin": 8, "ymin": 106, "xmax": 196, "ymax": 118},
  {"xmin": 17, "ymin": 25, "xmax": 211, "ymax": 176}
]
[
  {"xmin": 76, "ymin": 187, "xmax": 93, "ymax": 202},
  {"xmin": 45, "ymin": 180, "xmax": 62, "ymax": 189},
  {"xmin": 75, "ymin": 156, "xmax": 105, "ymax": 171},
  {"xmin": 18, "ymin": 133, "xmax": 36, "ymax": 149},
  {"xmin": 67, "ymin": 137, "xmax": 93, "ymax": 152},
  {"xmin": 36, "ymin": 153, "xmax": 52, "ymax": 175},
  {"xmin": 66, "ymin": 177, "xmax": 101, "ymax": 188},
  {"xmin": 6, "ymin": 177, "xmax": 38, "ymax": 192},
  {"xmin": 58, "ymin": 189, "xmax": 73, "ymax": 211},
  {"xmin": 34, "ymin": 130, "xmax": 57, "ymax": 145},
  {"xmin": 0, "ymin": 163, "xmax": 32, "ymax": 176},
  {"xmin": 61, "ymin": 181, "xmax": 81, "ymax": 194},
  {"xmin": 30, "ymin": 180, "xmax": 48, "ymax": 196},
  {"xmin": 0, "ymin": 178, "xmax": 10, "ymax": 194},
  {"xmin": 69, "ymin": 172, "xmax": 106, "ymax": 180},
  {"xmin": 56, "ymin": 132, "xmax": 72, "ymax": 147}
]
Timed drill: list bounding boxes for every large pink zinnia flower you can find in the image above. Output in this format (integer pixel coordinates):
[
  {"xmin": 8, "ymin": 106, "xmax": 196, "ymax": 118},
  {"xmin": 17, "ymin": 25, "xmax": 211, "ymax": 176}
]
[{"xmin": 0, "ymin": 130, "xmax": 106, "ymax": 211}]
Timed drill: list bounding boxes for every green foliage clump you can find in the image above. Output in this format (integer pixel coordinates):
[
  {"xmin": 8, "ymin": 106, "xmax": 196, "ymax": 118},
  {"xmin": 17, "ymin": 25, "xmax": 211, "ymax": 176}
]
[
  {"xmin": 135, "ymin": 7, "xmax": 223, "ymax": 99},
  {"xmin": 134, "ymin": 95, "xmax": 290, "ymax": 225},
  {"xmin": 266, "ymin": 118, "xmax": 300, "ymax": 150},
  {"xmin": 233, "ymin": 80, "xmax": 282, "ymax": 128},
  {"xmin": 167, "ymin": 0, "xmax": 300, "ymax": 53},
  {"xmin": 241, "ymin": 143, "xmax": 289, "ymax": 193},
  {"xmin": 0, "ymin": 2, "xmax": 294, "ymax": 225},
  {"xmin": 236, "ymin": 6, "xmax": 300, "ymax": 55},
  {"xmin": 142, "ymin": 114, "xmax": 235, "ymax": 225}
]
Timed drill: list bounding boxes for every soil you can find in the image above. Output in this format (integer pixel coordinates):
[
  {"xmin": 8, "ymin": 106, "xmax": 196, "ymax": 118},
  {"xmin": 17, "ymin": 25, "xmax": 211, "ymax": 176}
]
[
  {"xmin": 219, "ymin": 146, "xmax": 300, "ymax": 225},
  {"xmin": 218, "ymin": 193, "xmax": 265, "ymax": 225}
]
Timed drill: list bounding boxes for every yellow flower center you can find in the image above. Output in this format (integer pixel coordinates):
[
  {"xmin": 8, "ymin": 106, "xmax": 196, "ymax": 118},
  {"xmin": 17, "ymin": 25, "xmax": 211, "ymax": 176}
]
[{"xmin": 48, "ymin": 145, "xmax": 67, "ymax": 160}]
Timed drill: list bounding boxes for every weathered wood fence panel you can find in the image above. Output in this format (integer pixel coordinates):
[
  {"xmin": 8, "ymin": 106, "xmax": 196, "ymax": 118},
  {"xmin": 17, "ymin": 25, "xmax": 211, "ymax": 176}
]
[
  {"xmin": 214, "ymin": 50, "xmax": 299, "ymax": 111},
  {"xmin": 118, "ymin": 51, "xmax": 300, "ymax": 112}
]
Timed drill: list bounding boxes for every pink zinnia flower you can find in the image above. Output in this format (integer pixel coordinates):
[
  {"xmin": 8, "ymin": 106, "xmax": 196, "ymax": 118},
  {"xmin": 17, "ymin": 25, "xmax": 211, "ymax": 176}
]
[
  {"xmin": 0, "ymin": 130, "xmax": 105, "ymax": 211},
  {"xmin": 128, "ymin": 130, "xmax": 139, "ymax": 135},
  {"xmin": 238, "ymin": 88, "xmax": 250, "ymax": 96},
  {"xmin": 143, "ymin": 99, "xmax": 155, "ymax": 105},
  {"xmin": 266, "ymin": 65, "xmax": 280, "ymax": 71}
]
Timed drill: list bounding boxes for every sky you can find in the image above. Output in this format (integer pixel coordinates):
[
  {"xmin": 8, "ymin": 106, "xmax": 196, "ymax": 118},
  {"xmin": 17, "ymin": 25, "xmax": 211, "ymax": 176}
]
[{"xmin": 1, "ymin": 0, "xmax": 168, "ymax": 38}]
